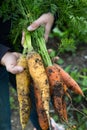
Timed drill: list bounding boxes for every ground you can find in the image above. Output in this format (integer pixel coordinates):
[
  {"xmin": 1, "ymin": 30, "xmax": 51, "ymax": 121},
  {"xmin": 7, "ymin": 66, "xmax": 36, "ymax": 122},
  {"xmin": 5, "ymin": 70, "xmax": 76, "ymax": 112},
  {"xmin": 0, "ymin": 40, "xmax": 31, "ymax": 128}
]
[{"xmin": 10, "ymin": 39, "xmax": 87, "ymax": 130}]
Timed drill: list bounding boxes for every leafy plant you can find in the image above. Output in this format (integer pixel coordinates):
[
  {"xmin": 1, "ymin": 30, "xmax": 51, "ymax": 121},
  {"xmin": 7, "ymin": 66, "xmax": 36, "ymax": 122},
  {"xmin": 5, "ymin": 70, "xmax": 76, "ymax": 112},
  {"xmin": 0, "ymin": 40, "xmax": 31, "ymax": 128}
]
[
  {"xmin": 51, "ymin": 0, "xmax": 87, "ymax": 53},
  {"xmin": 0, "ymin": 0, "xmax": 87, "ymax": 53},
  {"xmin": 59, "ymin": 38, "xmax": 76, "ymax": 53}
]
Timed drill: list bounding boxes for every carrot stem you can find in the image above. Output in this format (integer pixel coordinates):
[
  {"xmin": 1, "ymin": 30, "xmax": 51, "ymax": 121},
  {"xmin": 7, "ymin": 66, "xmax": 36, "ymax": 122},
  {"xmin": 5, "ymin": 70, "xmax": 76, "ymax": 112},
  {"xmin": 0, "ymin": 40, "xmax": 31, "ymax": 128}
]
[
  {"xmin": 30, "ymin": 27, "xmax": 52, "ymax": 67},
  {"xmin": 23, "ymin": 30, "xmax": 33, "ymax": 55}
]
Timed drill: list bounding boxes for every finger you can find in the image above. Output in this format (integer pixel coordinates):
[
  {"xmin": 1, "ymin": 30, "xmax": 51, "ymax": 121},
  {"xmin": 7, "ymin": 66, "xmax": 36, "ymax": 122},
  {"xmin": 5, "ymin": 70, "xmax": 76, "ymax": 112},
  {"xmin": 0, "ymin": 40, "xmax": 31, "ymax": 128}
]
[
  {"xmin": 12, "ymin": 52, "xmax": 22, "ymax": 59},
  {"xmin": 27, "ymin": 13, "xmax": 54, "ymax": 31},
  {"xmin": 27, "ymin": 18, "xmax": 45, "ymax": 31},
  {"xmin": 44, "ymin": 23, "xmax": 53, "ymax": 42},
  {"xmin": 50, "ymin": 118, "xmax": 57, "ymax": 128},
  {"xmin": 50, "ymin": 118, "xmax": 59, "ymax": 130},
  {"xmin": 52, "ymin": 56, "xmax": 60, "ymax": 63},
  {"xmin": 27, "ymin": 20, "xmax": 41, "ymax": 31},
  {"xmin": 27, "ymin": 14, "xmax": 47, "ymax": 31},
  {"xmin": 47, "ymin": 49, "xmax": 53, "ymax": 54},
  {"xmin": 6, "ymin": 64, "xmax": 24, "ymax": 74},
  {"xmin": 44, "ymin": 14, "xmax": 54, "ymax": 41}
]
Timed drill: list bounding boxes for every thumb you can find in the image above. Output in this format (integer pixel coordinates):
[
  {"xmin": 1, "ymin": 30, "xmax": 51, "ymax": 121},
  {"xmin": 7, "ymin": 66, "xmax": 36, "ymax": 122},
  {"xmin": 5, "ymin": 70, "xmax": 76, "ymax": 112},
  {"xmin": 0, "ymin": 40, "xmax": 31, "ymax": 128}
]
[
  {"xmin": 27, "ymin": 21, "xmax": 40, "ymax": 31},
  {"xmin": 27, "ymin": 18, "xmax": 44, "ymax": 31}
]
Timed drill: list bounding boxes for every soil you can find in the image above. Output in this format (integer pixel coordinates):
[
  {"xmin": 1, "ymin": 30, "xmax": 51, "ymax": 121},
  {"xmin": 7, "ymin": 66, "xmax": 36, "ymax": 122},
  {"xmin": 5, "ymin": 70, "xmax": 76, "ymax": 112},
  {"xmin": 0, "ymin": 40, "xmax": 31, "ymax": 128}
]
[{"xmin": 10, "ymin": 38, "xmax": 87, "ymax": 130}]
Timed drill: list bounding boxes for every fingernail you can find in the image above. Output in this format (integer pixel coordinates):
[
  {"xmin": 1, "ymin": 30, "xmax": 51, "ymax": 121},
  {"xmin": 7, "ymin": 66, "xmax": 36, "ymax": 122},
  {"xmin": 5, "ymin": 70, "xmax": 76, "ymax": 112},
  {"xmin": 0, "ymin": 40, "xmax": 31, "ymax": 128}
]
[{"xmin": 27, "ymin": 26, "xmax": 34, "ymax": 31}]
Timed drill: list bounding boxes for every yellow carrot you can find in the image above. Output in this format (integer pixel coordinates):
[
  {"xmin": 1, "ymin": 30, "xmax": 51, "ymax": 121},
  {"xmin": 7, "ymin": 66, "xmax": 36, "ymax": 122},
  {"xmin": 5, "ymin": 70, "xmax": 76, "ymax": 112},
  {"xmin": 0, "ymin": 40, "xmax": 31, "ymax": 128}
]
[{"xmin": 16, "ymin": 55, "xmax": 31, "ymax": 130}]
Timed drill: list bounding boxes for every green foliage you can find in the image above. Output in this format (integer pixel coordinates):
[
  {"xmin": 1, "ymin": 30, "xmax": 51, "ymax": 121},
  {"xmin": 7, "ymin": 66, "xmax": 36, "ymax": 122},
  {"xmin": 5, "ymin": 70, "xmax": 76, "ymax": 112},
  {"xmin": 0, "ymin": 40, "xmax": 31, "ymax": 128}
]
[
  {"xmin": 10, "ymin": 87, "xmax": 17, "ymax": 110},
  {"xmin": 56, "ymin": 58, "xmax": 64, "ymax": 65},
  {"xmin": 0, "ymin": 0, "xmax": 87, "ymax": 53},
  {"xmin": 49, "ymin": 49, "xmax": 56, "ymax": 58},
  {"xmin": 64, "ymin": 65, "xmax": 87, "ymax": 129},
  {"xmin": 51, "ymin": 0, "xmax": 87, "ymax": 53},
  {"xmin": 59, "ymin": 38, "xmax": 76, "ymax": 53},
  {"xmin": 10, "ymin": 96, "xmax": 17, "ymax": 110},
  {"xmin": 52, "ymin": 27, "xmax": 76, "ymax": 53}
]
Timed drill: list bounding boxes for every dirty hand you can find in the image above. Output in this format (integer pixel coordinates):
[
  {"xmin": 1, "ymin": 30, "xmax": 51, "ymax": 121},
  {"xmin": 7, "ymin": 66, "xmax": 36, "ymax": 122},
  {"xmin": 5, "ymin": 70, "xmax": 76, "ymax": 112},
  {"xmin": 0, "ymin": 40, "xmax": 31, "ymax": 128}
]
[
  {"xmin": 27, "ymin": 13, "xmax": 54, "ymax": 42},
  {"xmin": 1, "ymin": 52, "xmax": 24, "ymax": 74}
]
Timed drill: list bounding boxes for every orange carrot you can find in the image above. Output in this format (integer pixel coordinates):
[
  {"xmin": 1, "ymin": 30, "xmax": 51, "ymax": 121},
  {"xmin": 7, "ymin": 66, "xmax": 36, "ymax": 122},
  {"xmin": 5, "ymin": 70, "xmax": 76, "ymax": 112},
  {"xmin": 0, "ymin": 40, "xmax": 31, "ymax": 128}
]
[
  {"xmin": 46, "ymin": 65, "xmax": 62, "ymax": 95},
  {"xmin": 46, "ymin": 65, "xmax": 67, "ymax": 121},
  {"xmin": 27, "ymin": 51, "xmax": 50, "ymax": 129},
  {"xmin": 33, "ymin": 82, "xmax": 49, "ymax": 130},
  {"xmin": 62, "ymin": 98, "xmax": 68, "ymax": 121},
  {"xmin": 54, "ymin": 64, "xmax": 84, "ymax": 96},
  {"xmin": 63, "ymin": 83, "xmax": 68, "ymax": 93}
]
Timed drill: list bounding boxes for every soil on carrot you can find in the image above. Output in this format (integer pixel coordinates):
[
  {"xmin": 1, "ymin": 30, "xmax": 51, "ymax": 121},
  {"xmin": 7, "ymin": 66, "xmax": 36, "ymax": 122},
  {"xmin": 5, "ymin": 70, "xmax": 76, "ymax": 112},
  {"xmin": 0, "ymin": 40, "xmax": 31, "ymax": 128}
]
[{"xmin": 10, "ymin": 38, "xmax": 87, "ymax": 130}]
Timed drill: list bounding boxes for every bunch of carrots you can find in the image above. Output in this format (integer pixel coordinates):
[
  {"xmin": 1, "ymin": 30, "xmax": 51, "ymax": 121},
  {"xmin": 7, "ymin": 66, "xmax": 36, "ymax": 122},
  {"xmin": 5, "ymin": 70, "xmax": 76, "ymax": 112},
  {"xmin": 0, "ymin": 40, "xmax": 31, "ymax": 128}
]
[
  {"xmin": 16, "ymin": 30, "xmax": 84, "ymax": 130},
  {"xmin": 12, "ymin": 1, "xmax": 84, "ymax": 130}
]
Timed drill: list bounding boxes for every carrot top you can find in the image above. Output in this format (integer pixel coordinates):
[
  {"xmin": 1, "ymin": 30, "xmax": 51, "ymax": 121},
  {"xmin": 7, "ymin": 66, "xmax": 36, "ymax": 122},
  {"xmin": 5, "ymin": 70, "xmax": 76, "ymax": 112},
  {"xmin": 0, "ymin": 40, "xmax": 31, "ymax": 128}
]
[{"xmin": 31, "ymin": 28, "xmax": 52, "ymax": 67}]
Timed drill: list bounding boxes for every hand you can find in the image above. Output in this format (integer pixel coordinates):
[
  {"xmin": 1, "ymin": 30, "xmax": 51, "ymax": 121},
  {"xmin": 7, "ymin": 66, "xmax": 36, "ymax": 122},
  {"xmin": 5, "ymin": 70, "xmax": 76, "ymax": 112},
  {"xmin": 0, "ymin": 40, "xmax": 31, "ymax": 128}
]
[
  {"xmin": 27, "ymin": 13, "xmax": 54, "ymax": 42},
  {"xmin": 33, "ymin": 118, "xmax": 65, "ymax": 130},
  {"xmin": 1, "ymin": 52, "xmax": 24, "ymax": 74},
  {"xmin": 50, "ymin": 118, "xmax": 65, "ymax": 130}
]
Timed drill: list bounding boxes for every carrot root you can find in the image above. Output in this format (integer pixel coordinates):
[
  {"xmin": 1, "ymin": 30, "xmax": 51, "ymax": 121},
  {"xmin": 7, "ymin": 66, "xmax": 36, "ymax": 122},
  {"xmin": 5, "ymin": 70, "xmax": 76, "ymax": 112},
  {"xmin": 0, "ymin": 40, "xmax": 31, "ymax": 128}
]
[
  {"xmin": 46, "ymin": 65, "xmax": 68, "ymax": 121},
  {"xmin": 54, "ymin": 64, "xmax": 84, "ymax": 96},
  {"xmin": 27, "ymin": 51, "xmax": 50, "ymax": 129},
  {"xmin": 16, "ymin": 55, "xmax": 31, "ymax": 130}
]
